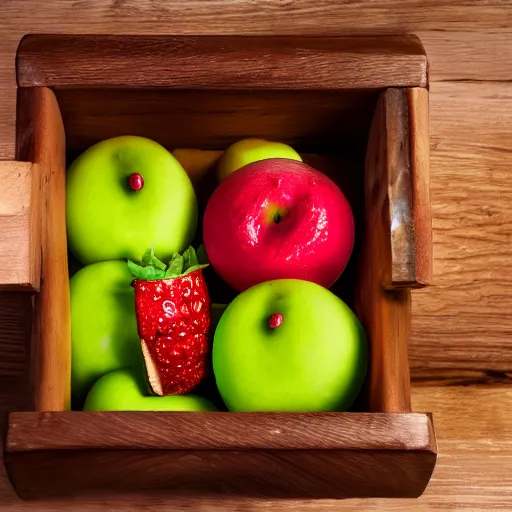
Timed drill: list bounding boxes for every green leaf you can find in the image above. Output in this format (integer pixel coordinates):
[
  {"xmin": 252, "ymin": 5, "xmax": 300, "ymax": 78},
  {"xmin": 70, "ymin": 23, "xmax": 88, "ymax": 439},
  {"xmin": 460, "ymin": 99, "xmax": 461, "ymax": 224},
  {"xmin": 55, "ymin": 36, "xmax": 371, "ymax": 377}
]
[
  {"xmin": 197, "ymin": 244, "xmax": 209, "ymax": 265},
  {"xmin": 183, "ymin": 263, "xmax": 209, "ymax": 276},
  {"xmin": 165, "ymin": 253, "xmax": 184, "ymax": 278},
  {"xmin": 182, "ymin": 246, "xmax": 199, "ymax": 271},
  {"xmin": 141, "ymin": 248, "xmax": 153, "ymax": 266},
  {"xmin": 129, "ymin": 246, "xmax": 208, "ymax": 281},
  {"xmin": 141, "ymin": 248, "xmax": 166, "ymax": 270},
  {"xmin": 127, "ymin": 260, "xmax": 146, "ymax": 279},
  {"xmin": 127, "ymin": 260, "xmax": 166, "ymax": 281}
]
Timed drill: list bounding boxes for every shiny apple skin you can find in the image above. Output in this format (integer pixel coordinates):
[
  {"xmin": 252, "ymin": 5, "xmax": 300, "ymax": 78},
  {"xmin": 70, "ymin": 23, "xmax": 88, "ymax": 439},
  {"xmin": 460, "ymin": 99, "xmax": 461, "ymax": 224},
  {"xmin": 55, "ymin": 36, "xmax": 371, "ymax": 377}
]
[{"xmin": 203, "ymin": 158, "xmax": 354, "ymax": 291}]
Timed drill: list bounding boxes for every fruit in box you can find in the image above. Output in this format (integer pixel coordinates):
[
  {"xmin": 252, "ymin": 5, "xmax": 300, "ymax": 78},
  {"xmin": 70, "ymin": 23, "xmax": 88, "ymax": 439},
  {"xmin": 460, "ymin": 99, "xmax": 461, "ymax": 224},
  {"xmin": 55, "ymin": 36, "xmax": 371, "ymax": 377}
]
[
  {"xmin": 128, "ymin": 247, "xmax": 211, "ymax": 396},
  {"xmin": 173, "ymin": 148, "xmax": 223, "ymax": 181},
  {"xmin": 217, "ymin": 138, "xmax": 302, "ymax": 181},
  {"xmin": 203, "ymin": 158, "xmax": 355, "ymax": 291},
  {"xmin": 68, "ymin": 134, "xmax": 363, "ymax": 412},
  {"xmin": 71, "ymin": 260, "xmax": 141, "ymax": 403},
  {"xmin": 213, "ymin": 279, "xmax": 367, "ymax": 412},
  {"xmin": 67, "ymin": 136, "xmax": 198, "ymax": 264},
  {"xmin": 84, "ymin": 369, "xmax": 217, "ymax": 411}
]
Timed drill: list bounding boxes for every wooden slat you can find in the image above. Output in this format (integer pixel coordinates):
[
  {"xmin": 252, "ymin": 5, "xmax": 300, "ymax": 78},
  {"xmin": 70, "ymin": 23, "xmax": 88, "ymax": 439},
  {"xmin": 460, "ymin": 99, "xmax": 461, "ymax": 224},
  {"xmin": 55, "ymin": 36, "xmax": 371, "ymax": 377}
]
[
  {"xmin": 55, "ymin": 89, "xmax": 376, "ymax": 153},
  {"xmin": 16, "ymin": 35, "xmax": 428, "ymax": 90},
  {"xmin": 358, "ymin": 88, "xmax": 432, "ymax": 294},
  {"xmin": 355, "ymin": 89, "xmax": 417, "ymax": 414},
  {"xmin": 0, "ymin": 293, "xmax": 33, "ymax": 411},
  {"xmin": 2, "ymin": 384, "xmax": 512, "ymax": 509},
  {"xmin": 383, "ymin": 89, "xmax": 417, "ymax": 287},
  {"xmin": 6, "ymin": 412, "xmax": 435, "ymax": 452},
  {"xmin": 407, "ymin": 88, "xmax": 432, "ymax": 286},
  {"xmin": 0, "ymin": 5, "xmax": 510, "ymax": 158},
  {"xmin": 5, "ymin": 448, "xmax": 436, "ymax": 500},
  {"xmin": 410, "ymin": 81, "xmax": 512, "ymax": 372},
  {"xmin": 0, "ymin": 161, "xmax": 40, "ymax": 292},
  {"xmin": 3, "ymin": 1, "xmax": 512, "ymax": 35},
  {"xmin": 16, "ymin": 88, "xmax": 70, "ymax": 412}
]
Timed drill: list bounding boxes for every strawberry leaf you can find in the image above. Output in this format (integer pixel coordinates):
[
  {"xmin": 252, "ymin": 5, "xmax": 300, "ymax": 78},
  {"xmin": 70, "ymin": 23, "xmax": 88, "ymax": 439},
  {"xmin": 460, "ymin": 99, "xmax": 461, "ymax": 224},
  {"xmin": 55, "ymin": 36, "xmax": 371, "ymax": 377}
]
[
  {"xmin": 141, "ymin": 248, "xmax": 153, "ymax": 266},
  {"xmin": 128, "ymin": 245, "xmax": 208, "ymax": 281},
  {"xmin": 141, "ymin": 248, "xmax": 166, "ymax": 270},
  {"xmin": 127, "ymin": 260, "xmax": 166, "ymax": 281},
  {"xmin": 183, "ymin": 263, "xmax": 209, "ymax": 276},
  {"xmin": 182, "ymin": 246, "xmax": 199, "ymax": 270},
  {"xmin": 165, "ymin": 253, "xmax": 184, "ymax": 278}
]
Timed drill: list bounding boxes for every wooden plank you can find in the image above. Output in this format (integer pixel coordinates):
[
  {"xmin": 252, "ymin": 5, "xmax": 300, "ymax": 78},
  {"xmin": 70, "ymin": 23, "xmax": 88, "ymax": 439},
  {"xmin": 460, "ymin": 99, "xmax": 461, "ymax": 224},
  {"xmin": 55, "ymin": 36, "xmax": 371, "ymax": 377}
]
[
  {"xmin": 355, "ymin": 88, "xmax": 423, "ymax": 413},
  {"xmin": 2, "ymin": 1, "xmax": 511, "ymax": 35},
  {"xmin": 16, "ymin": 88, "xmax": 70, "ymax": 412},
  {"xmin": 410, "ymin": 81, "xmax": 512, "ymax": 371},
  {"xmin": 360, "ymin": 88, "xmax": 432, "ymax": 291},
  {"xmin": 6, "ymin": 412, "xmax": 435, "ymax": 452},
  {"xmin": 5, "ymin": 448, "xmax": 436, "ymax": 500},
  {"xmin": 383, "ymin": 89, "xmax": 416, "ymax": 287},
  {"xmin": 0, "ymin": 161, "xmax": 40, "ymax": 292},
  {"xmin": 55, "ymin": 89, "xmax": 376, "ymax": 153},
  {"xmin": 0, "ymin": 7, "xmax": 509, "ymax": 161},
  {"xmin": 416, "ymin": 29, "xmax": 512, "ymax": 82},
  {"xmin": 407, "ymin": 88, "xmax": 432, "ymax": 286},
  {"xmin": 17, "ymin": 34, "xmax": 427, "ymax": 90},
  {"xmin": 0, "ymin": 293, "xmax": 33, "ymax": 411},
  {"xmin": 1, "ymin": 384, "xmax": 511, "ymax": 509},
  {"xmin": 412, "ymin": 369, "xmax": 512, "ymax": 387}
]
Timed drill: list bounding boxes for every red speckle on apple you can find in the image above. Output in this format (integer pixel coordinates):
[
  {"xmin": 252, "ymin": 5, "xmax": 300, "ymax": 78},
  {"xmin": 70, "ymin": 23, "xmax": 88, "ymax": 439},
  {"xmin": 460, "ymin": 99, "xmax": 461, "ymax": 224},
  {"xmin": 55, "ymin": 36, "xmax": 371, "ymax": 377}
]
[
  {"xmin": 268, "ymin": 313, "xmax": 284, "ymax": 329},
  {"xmin": 128, "ymin": 173, "xmax": 144, "ymax": 191}
]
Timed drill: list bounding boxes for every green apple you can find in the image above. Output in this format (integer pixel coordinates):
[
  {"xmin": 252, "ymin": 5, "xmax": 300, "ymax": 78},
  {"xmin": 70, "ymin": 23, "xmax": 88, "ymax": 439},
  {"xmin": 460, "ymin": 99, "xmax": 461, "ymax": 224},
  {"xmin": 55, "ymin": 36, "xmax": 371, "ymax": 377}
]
[
  {"xmin": 217, "ymin": 138, "xmax": 302, "ymax": 181},
  {"xmin": 213, "ymin": 279, "xmax": 367, "ymax": 412},
  {"xmin": 71, "ymin": 260, "xmax": 141, "ymax": 404},
  {"xmin": 67, "ymin": 136, "xmax": 198, "ymax": 264},
  {"xmin": 84, "ymin": 368, "xmax": 217, "ymax": 411}
]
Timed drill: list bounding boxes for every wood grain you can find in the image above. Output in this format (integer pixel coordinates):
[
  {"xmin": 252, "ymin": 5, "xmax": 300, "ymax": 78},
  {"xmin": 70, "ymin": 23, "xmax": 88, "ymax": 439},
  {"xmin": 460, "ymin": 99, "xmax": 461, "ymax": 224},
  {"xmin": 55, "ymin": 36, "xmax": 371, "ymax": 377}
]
[
  {"xmin": 0, "ymin": 1, "xmax": 511, "ymax": 158},
  {"xmin": 355, "ymin": 88, "xmax": 420, "ymax": 413},
  {"xmin": 0, "ymin": 1, "xmax": 510, "ymax": 509},
  {"xmin": 55, "ymin": 89, "xmax": 376, "ymax": 153},
  {"xmin": 2, "ymin": 384, "xmax": 511, "ymax": 509},
  {"xmin": 407, "ymin": 88, "xmax": 432, "ymax": 286},
  {"xmin": 16, "ymin": 88, "xmax": 70, "ymax": 412},
  {"xmin": 5, "ymin": 448, "xmax": 436, "ymax": 500},
  {"xmin": 3, "ymin": 1, "xmax": 512, "ymax": 36},
  {"xmin": 412, "ymin": 368, "xmax": 512, "ymax": 387},
  {"xmin": 382, "ymin": 89, "xmax": 417, "ymax": 288},
  {"xmin": 6, "ymin": 412, "xmax": 435, "ymax": 452},
  {"xmin": 378, "ymin": 88, "xmax": 432, "ymax": 289},
  {"xmin": 410, "ymin": 81, "xmax": 512, "ymax": 372},
  {"xmin": 0, "ymin": 293, "xmax": 33, "ymax": 411},
  {"xmin": 17, "ymin": 34, "xmax": 428, "ymax": 90},
  {"xmin": 0, "ymin": 161, "xmax": 40, "ymax": 292}
]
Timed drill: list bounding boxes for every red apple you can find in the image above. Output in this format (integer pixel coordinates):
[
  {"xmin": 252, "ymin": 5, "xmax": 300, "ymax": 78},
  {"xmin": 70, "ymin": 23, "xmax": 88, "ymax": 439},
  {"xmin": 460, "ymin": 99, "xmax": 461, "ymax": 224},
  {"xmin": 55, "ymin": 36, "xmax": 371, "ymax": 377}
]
[{"xmin": 203, "ymin": 158, "xmax": 354, "ymax": 291}]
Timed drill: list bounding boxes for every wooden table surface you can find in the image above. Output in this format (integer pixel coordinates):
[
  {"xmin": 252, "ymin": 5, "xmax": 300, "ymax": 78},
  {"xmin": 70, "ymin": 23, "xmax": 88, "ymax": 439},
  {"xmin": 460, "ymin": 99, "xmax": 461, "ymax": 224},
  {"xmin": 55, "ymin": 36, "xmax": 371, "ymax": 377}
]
[{"xmin": 1, "ymin": 1, "xmax": 511, "ymax": 510}]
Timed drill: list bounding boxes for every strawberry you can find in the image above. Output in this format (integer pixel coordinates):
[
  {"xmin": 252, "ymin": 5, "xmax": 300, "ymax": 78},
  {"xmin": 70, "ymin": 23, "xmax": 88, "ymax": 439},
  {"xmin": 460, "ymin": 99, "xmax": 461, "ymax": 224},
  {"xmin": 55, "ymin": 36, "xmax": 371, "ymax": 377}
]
[{"xmin": 128, "ymin": 246, "xmax": 210, "ymax": 396}]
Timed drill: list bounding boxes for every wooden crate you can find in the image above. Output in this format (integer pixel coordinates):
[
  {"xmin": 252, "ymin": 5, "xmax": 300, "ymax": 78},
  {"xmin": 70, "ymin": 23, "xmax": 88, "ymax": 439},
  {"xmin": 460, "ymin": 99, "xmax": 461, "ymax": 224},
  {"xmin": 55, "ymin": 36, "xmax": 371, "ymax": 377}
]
[{"xmin": 0, "ymin": 34, "xmax": 435, "ymax": 500}]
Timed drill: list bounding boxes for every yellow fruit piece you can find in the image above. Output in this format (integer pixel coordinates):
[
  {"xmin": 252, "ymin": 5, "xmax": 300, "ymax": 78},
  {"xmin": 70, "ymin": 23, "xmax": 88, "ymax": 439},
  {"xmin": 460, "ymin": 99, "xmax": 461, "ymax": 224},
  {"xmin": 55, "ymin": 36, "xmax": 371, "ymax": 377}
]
[
  {"xmin": 217, "ymin": 138, "xmax": 302, "ymax": 182},
  {"xmin": 173, "ymin": 148, "xmax": 223, "ymax": 184}
]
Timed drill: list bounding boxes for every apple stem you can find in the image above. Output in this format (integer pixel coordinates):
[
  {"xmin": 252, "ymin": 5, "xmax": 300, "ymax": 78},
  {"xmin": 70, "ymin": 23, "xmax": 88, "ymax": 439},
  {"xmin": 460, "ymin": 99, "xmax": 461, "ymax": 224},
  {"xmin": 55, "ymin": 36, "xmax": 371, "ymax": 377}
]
[
  {"xmin": 268, "ymin": 313, "xmax": 283, "ymax": 329},
  {"xmin": 128, "ymin": 173, "xmax": 144, "ymax": 191},
  {"xmin": 273, "ymin": 212, "xmax": 282, "ymax": 224}
]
